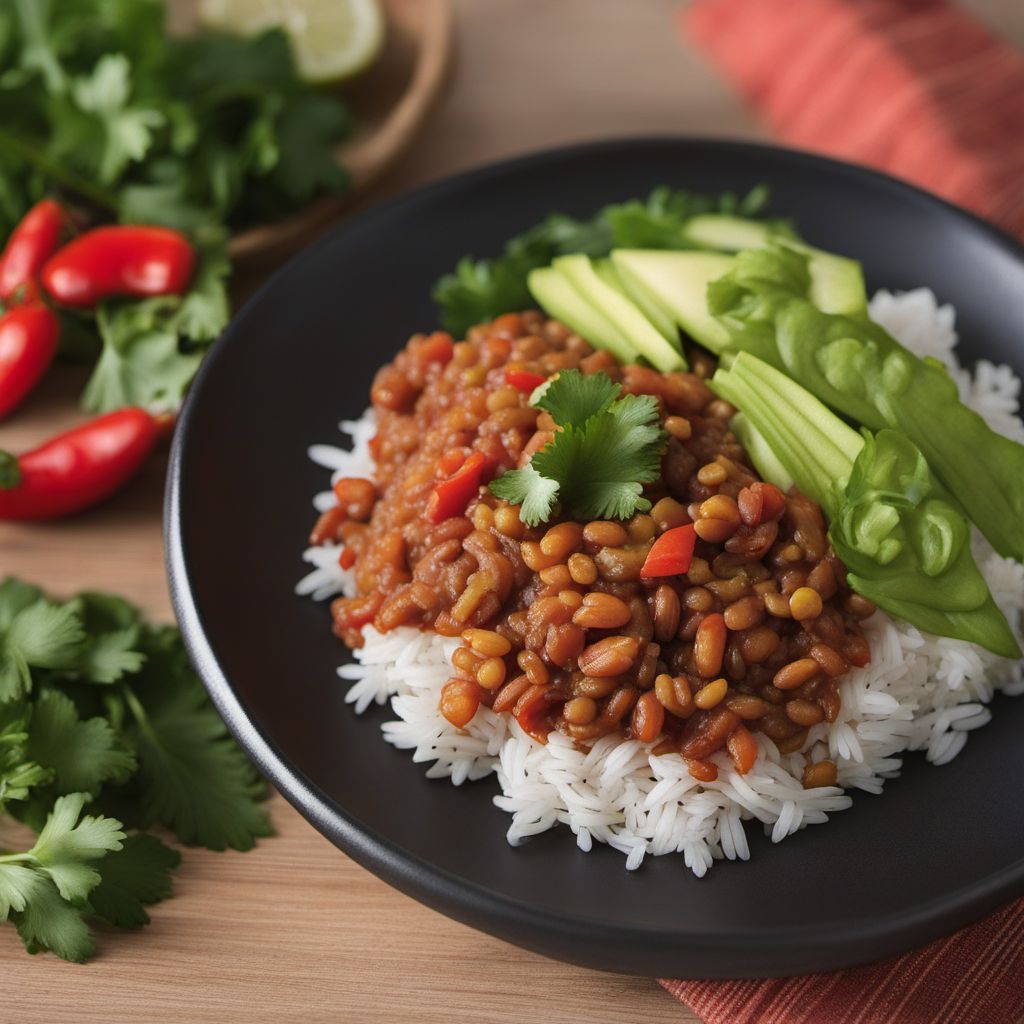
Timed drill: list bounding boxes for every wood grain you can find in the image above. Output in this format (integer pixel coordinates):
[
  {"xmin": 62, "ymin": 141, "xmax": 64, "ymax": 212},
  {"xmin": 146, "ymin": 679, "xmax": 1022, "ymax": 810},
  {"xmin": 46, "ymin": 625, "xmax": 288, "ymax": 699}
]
[{"xmin": 3, "ymin": 1, "xmax": 1021, "ymax": 1021}]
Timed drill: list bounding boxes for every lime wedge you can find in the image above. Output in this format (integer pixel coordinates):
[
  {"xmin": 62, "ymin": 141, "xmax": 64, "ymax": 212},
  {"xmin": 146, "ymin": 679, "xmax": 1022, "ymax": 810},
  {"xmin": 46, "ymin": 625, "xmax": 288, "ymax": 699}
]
[{"xmin": 198, "ymin": 0, "xmax": 385, "ymax": 83}]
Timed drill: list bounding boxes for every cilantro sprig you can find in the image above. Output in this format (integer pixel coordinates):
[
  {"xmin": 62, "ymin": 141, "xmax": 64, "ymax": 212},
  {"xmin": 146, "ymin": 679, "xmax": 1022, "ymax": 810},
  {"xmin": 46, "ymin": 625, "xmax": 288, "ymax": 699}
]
[
  {"xmin": 0, "ymin": 578, "xmax": 270, "ymax": 962},
  {"xmin": 491, "ymin": 370, "xmax": 667, "ymax": 526},
  {"xmin": 0, "ymin": 0, "xmax": 352, "ymax": 413}
]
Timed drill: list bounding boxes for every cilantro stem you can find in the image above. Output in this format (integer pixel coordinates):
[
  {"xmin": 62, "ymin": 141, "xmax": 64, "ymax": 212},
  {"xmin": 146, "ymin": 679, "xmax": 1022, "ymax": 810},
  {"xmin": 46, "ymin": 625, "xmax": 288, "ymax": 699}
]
[
  {"xmin": 0, "ymin": 128, "xmax": 120, "ymax": 213},
  {"xmin": 121, "ymin": 685, "xmax": 158, "ymax": 746}
]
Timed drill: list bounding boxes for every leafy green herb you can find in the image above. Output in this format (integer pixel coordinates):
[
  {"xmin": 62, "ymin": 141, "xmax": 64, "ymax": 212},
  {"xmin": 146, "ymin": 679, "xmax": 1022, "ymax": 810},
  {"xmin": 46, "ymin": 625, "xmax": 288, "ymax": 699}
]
[
  {"xmin": 711, "ymin": 353, "xmax": 1020, "ymax": 657},
  {"xmin": 490, "ymin": 370, "xmax": 666, "ymax": 526},
  {"xmin": 0, "ymin": 578, "xmax": 270, "ymax": 961},
  {"xmin": 433, "ymin": 186, "xmax": 775, "ymax": 336},
  {"xmin": 0, "ymin": 0, "xmax": 351, "ymax": 412},
  {"xmin": 0, "ymin": 0, "xmax": 350, "ymax": 236}
]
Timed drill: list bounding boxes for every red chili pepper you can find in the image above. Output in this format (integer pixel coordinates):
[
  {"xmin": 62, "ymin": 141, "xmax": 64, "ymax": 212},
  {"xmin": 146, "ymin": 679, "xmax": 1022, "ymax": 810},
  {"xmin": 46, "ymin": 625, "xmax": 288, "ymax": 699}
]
[
  {"xmin": 640, "ymin": 523, "xmax": 697, "ymax": 579},
  {"xmin": 426, "ymin": 450, "xmax": 495, "ymax": 523},
  {"xmin": 0, "ymin": 305, "xmax": 60, "ymax": 419},
  {"xmin": 504, "ymin": 368, "xmax": 548, "ymax": 393},
  {"xmin": 0, "ymin": 408, "xmax": 159, "ymax": 520},
  {"xmin": 41, "ymin": 226, "xmax": 195, "ymax": 308},
  {"xmin": 338, "ymin": 547, "xmax": 357, "ymax": 570},
  {"xmin": 0, "ymin": 200, "xmax": 68, "ymax": 301}
]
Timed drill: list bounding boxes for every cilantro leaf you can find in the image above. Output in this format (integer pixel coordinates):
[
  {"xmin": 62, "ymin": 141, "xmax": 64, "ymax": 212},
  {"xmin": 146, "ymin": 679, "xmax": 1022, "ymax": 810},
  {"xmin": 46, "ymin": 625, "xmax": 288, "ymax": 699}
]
[
  {"xmin": 0, "ymin": 701, "xmax": 51, "ymax": 810},
  {"xmin": 1, "ymin": 793, "xmax": 125, "ymax": 962},
  {"xmin": 68, "ymin": 54, "xmax": 165, "ymax": 185},
  {"xmin": 83, "ymin": 300, "xmax": 203, "ymax": 414},
  {"xmin": 533, "ymin": 368, "xmax": 619, "ymax": 427},
  {"xmin": 0, "ymin": 597, "xmax": 84, "ymax": 702},
  {"xmin": 490, "ymin": 464, "xmax": 561, "ymax": 528},
  {"xmin": 0, "ymin": 578, "xmax": 43, "ymax": 630},
  {"xmin": 65, "ymin": 591, "xmax": 146, "ymax": 684},
  {"xmin": 263, "ymin": 93, "xmax": 350, "ymax": 205},
  {"xmin": 8, "ymin": 871, "xmax": 94, "ymax": 962},
  {"xmin": 30, "ymin": 792, "xmax": 125, "ymax": 903},
  {"xmin": 490, "ymin": 372, "xmax": 666, "ymax": 526},
  {"xmin": 82, "ymin": 236, "xmax": 229, "ymax": 413},
  {"xmin": 121, "ymin": 627, "xmax": 270, "ymax": 851},
  {"xmin": 27, "ymin": 690, "xmax": 136, "ymax": 794},
  {"xmin": 87, "ymin": 833, "xmax": 179, "ymax": 929}
]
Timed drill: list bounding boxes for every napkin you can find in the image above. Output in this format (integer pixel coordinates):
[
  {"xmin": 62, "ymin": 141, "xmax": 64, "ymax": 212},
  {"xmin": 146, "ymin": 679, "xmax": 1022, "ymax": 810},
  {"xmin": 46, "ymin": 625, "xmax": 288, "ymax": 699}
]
[
  {"xmin": 661, "ymin": 897, "xmax": 1024, "ymax": 1024},
  {"xmin": 662, "ymin": 1, "xmax": 1024, "ymax": 1020},
  {"xmin": 685, "ymin": 0, "xmax": 1024, "ymax": 240}
]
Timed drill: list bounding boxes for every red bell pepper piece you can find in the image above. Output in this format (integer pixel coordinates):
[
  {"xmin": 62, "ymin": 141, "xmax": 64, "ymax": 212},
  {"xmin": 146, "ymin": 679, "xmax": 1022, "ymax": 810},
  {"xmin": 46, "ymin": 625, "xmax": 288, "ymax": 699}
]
[
  {"xmin": 640, "ymin": 523, "xmax": 697, "ymax": 579},
  {"xmin": 0, "ymin": 305, "xmax": 60, "ymax": 419},
  {"xmin": 0, "ymin": 407, "xmax": 159, "ymax": 520},
  {"xmin": 42, "ymin": 226, "xmax": 195, "ymax": 308},
  {"xmin": 426, "ymin": 450, "xmax": 495, "ymax": 523},
  {"xmin": 504, "ymin": 368, "xmax": 548, "ymax": 393},
  {"xmin": 0, "ymin": 199, "xmax": 68, "ymax": 301}
]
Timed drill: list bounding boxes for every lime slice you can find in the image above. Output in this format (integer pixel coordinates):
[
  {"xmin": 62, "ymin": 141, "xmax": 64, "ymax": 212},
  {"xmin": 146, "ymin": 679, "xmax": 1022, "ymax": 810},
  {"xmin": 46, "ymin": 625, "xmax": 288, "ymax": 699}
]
[{"xmin": 198, "ymin": 0, "xmax": 385, "ymax": 83}]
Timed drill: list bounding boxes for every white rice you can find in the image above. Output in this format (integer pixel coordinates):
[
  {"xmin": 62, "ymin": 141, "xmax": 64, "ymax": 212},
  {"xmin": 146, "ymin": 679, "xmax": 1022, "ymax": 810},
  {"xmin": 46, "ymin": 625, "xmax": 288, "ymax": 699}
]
[{"xmin": 297, "ymin": 289, "xmax": 1024, "ymax": 875}]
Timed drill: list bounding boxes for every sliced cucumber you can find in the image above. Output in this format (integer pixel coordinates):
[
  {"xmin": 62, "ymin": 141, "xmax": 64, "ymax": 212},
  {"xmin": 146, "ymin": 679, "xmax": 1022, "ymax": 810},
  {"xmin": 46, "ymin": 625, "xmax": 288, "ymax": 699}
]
[
  {"xmin": 611, "ymin": 250, "xmax": 734, "ymax": 353},
  {"xmin": 553, "ymin": 255, "xmax": 686, "ymax": 372},
  {"xmin": 684, "ymin": 214, "xmax": 867, "ymax": 316},
  {"xmin": 527, "ymin": 267, "xmax": 638, "ymax": 364},
  {"xmin": 683, "ymin": 213, "xmax": 776, "ymax": 252},
  {"xmin": 593, "ymin": 258, "xmax": 679, "ymax": 347},
  {"xmin": 797, "ymin": 244, "xmax": 867, "ymax": 316}
]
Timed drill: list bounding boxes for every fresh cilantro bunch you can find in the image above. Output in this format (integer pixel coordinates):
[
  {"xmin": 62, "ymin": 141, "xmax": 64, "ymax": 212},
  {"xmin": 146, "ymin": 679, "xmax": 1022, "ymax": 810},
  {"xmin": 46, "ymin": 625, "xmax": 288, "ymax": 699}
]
[
  {"xmin": 0, "ymin": 0, "xmax": 352, "ymax": 413},
  {"xmin": 491, "ymin": 370, "xmax": 667, "ymax": 526},
  {"xmin": 0, "ymin": 0, "xmax": 351, "ymax": 236},
  {"xmin": 433, "ymin": 186, "xmax": 777, "ymax": 336},
  {"xmin": 0, "ymin": 578, "xmax": 270, "ymax": 962}
]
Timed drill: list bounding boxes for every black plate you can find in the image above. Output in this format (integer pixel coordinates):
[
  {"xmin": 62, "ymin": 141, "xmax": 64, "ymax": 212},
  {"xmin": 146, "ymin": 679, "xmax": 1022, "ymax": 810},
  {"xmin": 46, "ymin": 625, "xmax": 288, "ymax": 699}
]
[{"xmin": 166, "ymin": 138, "xmax": 1024, "ymax": 978}]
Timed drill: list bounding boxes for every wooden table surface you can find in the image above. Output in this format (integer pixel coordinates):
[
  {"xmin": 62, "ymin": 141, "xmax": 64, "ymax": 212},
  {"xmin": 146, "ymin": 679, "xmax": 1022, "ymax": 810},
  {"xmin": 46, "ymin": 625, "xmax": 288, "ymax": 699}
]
[{"xmin": 4, "ymin": 2, "xmax": 1022, "ymax": 1021}]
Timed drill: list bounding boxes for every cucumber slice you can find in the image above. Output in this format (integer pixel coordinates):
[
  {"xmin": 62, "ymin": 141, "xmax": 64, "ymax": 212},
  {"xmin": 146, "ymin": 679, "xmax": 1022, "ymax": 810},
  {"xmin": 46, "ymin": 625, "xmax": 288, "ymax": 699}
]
[
  {"xmin": 593, "ymin": 258, "xmax": 679, "ymax": 347},
  {"xmin": 527, "ymin": 267, "xmax": 639, "ymax": 364},
  {"xmin": 553, "ymin": 255, "xmax": 686, "ymax": 371},
  {"xmin": 684, "ymin": 215, "xmax": 867, "ymax": 316},
  {"xmin": 683, "ymin": 214, "xmax": 775, "ymax": 252},
  {"xmin": 611, "ymin": 250, "xmax": 734, "ymax": 352}
]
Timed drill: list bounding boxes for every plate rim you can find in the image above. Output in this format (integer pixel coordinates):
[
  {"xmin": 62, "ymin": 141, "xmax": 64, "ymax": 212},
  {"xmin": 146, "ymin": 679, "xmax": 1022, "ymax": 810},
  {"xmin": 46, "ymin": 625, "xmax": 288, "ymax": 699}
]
[{"xmin": 166, "ymin": 135, "xmax": 1024, "ymax": 978}]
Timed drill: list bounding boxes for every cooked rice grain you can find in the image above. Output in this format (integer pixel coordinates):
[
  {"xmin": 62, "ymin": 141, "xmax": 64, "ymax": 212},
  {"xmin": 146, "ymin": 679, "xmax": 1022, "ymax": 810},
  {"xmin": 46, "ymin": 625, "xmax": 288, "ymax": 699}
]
[{"xmin": 297, "ymin": 289, "xmax": 1024, "ymax": 874}]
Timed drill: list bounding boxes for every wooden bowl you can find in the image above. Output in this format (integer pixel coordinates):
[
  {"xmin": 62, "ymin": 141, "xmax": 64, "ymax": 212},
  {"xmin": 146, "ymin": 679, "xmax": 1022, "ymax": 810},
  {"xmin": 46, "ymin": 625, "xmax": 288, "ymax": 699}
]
[{"xmin": 174, "ymin": 0, "xmax": 453, "ymax": 264}]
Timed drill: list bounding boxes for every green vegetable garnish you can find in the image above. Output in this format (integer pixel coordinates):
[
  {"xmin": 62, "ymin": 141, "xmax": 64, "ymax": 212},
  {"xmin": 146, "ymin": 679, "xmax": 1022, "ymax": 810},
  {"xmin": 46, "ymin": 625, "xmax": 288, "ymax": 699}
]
[
  {"xmin": 712, "ymin": 353, "xmax": 1019, "ymax": 658},
  {"xmin": 707, "ymin": 246, "xmax": 1024, "ymax": 562},
  {"xmin": 0, "ymin": 579, "xmax": 270, "ymax": 962},
  {"xmin": 433, "ymin": 186, "xmax": 780, "ymax": 336},
  {"xmin": 490, "ymin": 370, "xmax": 666, "ymax": 526}
]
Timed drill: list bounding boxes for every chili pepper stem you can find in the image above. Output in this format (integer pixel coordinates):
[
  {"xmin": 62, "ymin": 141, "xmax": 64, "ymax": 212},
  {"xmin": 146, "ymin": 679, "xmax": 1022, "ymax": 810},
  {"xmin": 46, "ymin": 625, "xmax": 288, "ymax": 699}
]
[{"xmin": 0, "ymin": 451, "xmax": 22, "ymax": 489}]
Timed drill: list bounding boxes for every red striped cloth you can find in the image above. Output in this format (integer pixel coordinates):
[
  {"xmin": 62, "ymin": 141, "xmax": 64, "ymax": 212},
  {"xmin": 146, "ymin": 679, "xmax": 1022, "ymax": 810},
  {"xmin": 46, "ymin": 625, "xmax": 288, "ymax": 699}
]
[
  {"xmin": 684, "ymin": 0, "xmax": 1024, "ymax": 241},
  {"xmin": 661, "ymin": 897, "xmax": 1024, "ymax": 1024},
  {"xmin": 663, "ymin": 2, "xmax": 1024, "ymax": 1020}
]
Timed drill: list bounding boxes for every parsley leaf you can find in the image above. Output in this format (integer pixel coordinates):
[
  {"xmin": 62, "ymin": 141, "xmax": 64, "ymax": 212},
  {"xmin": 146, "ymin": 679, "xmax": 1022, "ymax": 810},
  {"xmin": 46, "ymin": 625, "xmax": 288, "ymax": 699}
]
[
  {"xmin": 87, "ymin": 833, "xmax": 179, "ymax": 929},
  {"xmin": 490, "ymin": 371, "xmax": 666, "ymax": 526}
]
